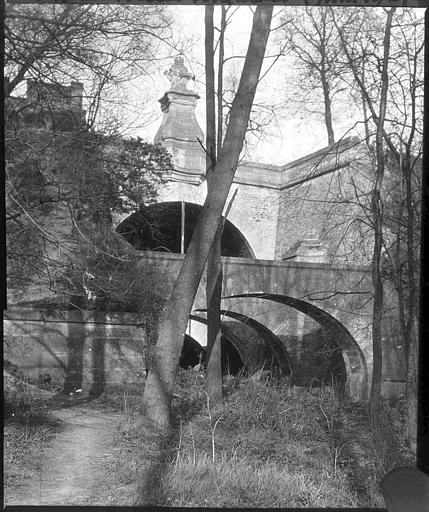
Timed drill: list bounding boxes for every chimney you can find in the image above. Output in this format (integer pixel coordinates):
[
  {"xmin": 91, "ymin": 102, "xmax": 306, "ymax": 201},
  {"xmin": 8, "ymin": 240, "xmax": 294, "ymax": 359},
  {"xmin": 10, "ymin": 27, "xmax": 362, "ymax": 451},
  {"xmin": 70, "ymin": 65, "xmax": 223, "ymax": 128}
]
[{"xmin": 69, "ymin": 81, "xmax": 84, "ymax": 110}]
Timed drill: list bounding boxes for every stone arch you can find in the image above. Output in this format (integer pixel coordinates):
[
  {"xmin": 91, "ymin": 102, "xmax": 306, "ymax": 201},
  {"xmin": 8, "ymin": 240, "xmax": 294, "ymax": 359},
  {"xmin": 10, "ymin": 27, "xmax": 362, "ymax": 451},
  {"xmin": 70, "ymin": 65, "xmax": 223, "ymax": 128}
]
[
  {"xmin": 116, "ymin": 201, "xmax": 255, "ymax": 258},
  {"xmin": 195, "ymin": 308, "xmax": 293, "ymax": 378},
  {"xmin": 189, "ymin": 315, "xmax": 245, "ymax": 375},
  {"xmin": 223, "ymin": 293, "xmax": 368, "ymax": 401}
]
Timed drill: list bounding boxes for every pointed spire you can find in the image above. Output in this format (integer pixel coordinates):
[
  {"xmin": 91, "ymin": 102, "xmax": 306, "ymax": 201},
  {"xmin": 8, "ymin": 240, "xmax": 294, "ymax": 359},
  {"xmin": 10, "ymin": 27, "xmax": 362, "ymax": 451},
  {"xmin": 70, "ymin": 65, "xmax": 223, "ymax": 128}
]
[{"xmin": 154, "ymin": 57, "xmax": 205, "ymax": 183}]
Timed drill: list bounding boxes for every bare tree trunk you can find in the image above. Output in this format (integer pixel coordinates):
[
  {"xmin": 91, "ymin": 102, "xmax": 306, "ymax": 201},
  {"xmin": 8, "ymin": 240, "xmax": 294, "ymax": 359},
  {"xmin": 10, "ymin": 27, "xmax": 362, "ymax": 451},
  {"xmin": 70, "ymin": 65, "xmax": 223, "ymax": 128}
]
[
  {"xmin": 360, "ymin": 59, "xmax": 371, "ymax": 141},
  {"xmin": 333, "ymin": 7, "xmax": 395, "ymax": 427},
  {"xmin": 141, "ymin": 4, "xmax": 273, "ymax": 434},
  {"xmin": 404, "ymin": 149, "xmax": 419, "ymax": 401},
  {"xmin": 403, "ymin": 111, "xmax": 419, "ymax": 448},
  {"xmin": 321, "ymin": 73, "xmax": 335, "ymax": 146},
  {"xmin": 319, "ymin": 14, "xmax": 335, "ymax": 146},
  {"xmin": 205, "ymin": 4, "xmax": 223, "ymax": 406},
  {"xmin": 369, "ymin": 8, "xmax": 395, "ymax": 428},
  {"xmin": 205, "ymin": 5, "xmax": 216, "ymax": 176},
  {"xmin": 403, "ymin": 51, "xmax": 419, "ymax": 402},
  {"xmin": 135, "ymin": 10, "xmax": 273, "ymax": 504},
  {"xmin": 206, "ymin": 226, "xmax": 223, "ymax": 405},
  {"xmin": 217, "ymin": 6, "xmax": 226, "ymax": 152}
]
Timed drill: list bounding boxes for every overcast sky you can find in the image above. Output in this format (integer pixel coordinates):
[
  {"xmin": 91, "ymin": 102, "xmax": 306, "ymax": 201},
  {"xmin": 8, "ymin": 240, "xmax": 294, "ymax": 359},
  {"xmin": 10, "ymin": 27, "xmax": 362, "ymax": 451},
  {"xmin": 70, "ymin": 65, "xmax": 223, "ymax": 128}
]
[
  {"xmin": 132, "ymin": 5, "xmax": 369, "ymax": 166},
  {"xmin": 61, "ymin": 5, "xmax": 421, "ymax": 167},
  {"xmin": 10, "ymin": 5, "xmax": 423, "ymax": 165}
]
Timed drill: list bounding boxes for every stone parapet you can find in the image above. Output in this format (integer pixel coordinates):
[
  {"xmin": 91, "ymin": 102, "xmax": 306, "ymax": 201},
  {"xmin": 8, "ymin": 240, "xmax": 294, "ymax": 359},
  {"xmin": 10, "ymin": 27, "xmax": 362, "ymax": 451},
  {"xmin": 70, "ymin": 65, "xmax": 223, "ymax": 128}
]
[
  {"xmin": 234, "ymin": 161, "xmax": 283, "ymax": 189},
  {"xmin": 280, "ymin": 136, "xmax": 364, "ymax": 189}
]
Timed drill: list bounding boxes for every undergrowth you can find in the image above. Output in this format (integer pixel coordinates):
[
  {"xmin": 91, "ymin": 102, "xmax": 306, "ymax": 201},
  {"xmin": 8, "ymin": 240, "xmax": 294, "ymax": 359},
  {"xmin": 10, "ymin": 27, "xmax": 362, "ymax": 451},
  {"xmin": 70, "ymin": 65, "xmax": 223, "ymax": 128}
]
[
  {"xmin": 96, "ymin": 382, "xmax": 142, "ymax": 418},
  {"xmin": 4, "ymin": 387, "xmax": 59, "ymax": 503},
  {"xmin": 5, "ymin": 394, "xmax": 56, "ymax": 427},
  {"xmin": 166, "ymin": 371, "xmax": 359, "ymax": 506},
  {"xmin": 3, "ymin": 364, "xmax": 416, "ymax": 507},
  {"xmin": 165, "ymin": 455, "xmax": 355, "ymax": 507},
  {"xmin": 113, "ymin": 370, "xmax": 355, "ymax": 506},
  {"xmin": 107, "ymin": 369, "xmax": 415, "ymax": 507}
]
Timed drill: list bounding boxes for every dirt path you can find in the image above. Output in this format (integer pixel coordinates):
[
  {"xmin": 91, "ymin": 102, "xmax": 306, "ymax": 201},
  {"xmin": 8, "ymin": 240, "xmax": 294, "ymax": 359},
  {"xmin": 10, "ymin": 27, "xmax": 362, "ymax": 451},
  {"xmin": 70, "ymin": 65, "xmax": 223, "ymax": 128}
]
[{"xmin": 8, "ymin": 403, "xmax": 124, "ymax": 506}]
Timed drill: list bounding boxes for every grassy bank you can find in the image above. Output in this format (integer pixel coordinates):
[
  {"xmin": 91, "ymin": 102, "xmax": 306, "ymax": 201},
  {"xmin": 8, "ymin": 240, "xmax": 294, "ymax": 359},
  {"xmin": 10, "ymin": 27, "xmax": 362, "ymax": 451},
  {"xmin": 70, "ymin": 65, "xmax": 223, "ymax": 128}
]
[
  {"xmin": 113, "ymin": 369, "xmax": 415, "ymax": 507},
  {"xmin": 4, "ymin": 367, "xmax": 414, "ymax": 507}
]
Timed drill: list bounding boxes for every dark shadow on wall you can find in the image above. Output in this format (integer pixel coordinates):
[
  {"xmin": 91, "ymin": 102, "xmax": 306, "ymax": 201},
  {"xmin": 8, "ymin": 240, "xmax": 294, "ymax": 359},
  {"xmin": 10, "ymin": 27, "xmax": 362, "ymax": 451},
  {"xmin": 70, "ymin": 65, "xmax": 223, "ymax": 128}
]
[
  {"xmin": 90, "ymin": 314, "xmax": 106, "ymax": 397},
  {"xmin": 6, "ymin": 322, "xmax": 69, "ymax": 375},
  {"xmin": 220, "ymin": 335, "xmax": 244, "ymax": 375},
  {"xmin": 63, "ymin": 313, "xmax": 86, "ymax": 394},
  {"xmin": 280, "ymin": 329, "xmax": 347, "ymax": 391}
]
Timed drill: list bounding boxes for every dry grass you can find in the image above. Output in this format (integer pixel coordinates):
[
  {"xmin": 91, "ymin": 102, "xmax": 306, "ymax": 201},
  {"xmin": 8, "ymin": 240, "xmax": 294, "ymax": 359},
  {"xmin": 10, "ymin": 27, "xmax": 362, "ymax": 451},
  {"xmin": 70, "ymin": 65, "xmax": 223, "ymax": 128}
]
[
  {"xmin": 165, "ymin": 454, "xmax": 357, "ymax": 507},
  {"xmin": 5, "ymin": 367, "xmax": 414, "ymax": 507},
  {"xmin": 114, "ymin": 370, "xmax": 362, "ymax": 506},
  {"xmin": 111, "ymin": 370, "xmax": 415, "ymax": 507},
  {"xmin": 4, "ymin": 392, "xmax": 60, "ymax": 504}
]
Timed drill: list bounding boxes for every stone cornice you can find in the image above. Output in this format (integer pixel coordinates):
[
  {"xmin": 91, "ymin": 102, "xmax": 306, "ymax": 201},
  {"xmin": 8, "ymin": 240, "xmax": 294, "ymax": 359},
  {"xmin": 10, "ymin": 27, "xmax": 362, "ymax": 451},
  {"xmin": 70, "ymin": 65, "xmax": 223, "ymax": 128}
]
[
  {"xmin": 135, "ymin": 250, "xmax": 372, "ymax": 273},
  {"xmin": 166, "ymin": 137, "xmax": 365, "ymax": 190},
  {"xmin": 230, "ymin": 137, "xmax": 363, "ymax": 190},
  {"xmin": 168, "ymin": 168, "xmax": 206, "ymax": 185},
  {"xmin": 279, "ymin": 136, "xmax": 363, "ymax": 189},
  {"xmin": 234, "ymin": 161, "xmax": 283, "ymax": 189}
]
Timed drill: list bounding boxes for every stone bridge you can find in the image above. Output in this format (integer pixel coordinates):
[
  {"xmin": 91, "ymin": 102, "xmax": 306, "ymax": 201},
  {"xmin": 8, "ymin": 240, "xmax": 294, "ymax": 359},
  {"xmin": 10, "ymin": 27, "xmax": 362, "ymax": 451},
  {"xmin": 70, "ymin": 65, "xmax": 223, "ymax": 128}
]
[
  {"xmin": 110, "ymin": 57, "xmax": 404, "ymax": 402},
  {"xmin": 138, "ymin": 252, "xmax": 404, "ymax": 402},
  {"xmin": 4, "ymin": 68, "xmax": 405, "ymax": 403}
]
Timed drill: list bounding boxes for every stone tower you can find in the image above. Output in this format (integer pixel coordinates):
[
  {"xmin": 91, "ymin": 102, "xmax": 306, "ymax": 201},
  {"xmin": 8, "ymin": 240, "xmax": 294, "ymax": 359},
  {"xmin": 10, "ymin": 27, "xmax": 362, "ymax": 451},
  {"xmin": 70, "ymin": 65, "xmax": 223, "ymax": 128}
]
[{"xmin": 154, "ymin": 57, "xmax": 205, "ymax": 184}]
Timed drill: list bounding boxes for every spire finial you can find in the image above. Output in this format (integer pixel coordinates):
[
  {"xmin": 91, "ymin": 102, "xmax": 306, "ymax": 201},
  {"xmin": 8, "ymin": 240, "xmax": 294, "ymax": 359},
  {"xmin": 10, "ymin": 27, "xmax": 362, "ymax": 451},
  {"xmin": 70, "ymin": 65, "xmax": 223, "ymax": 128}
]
[{"xmin": 165, "ymin": 56, "xmax": 194, "ymax": 92}]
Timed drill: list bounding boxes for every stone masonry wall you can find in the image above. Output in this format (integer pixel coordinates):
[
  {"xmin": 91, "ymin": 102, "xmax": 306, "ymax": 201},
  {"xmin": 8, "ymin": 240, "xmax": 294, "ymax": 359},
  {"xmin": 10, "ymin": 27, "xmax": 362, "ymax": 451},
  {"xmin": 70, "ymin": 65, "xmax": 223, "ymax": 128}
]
[
  {"xmin": 275, "ymin": 163, "xmax": 374, "ymax": 265},
  {"xmin": 226, "ymin": 183, "xmax": 280, "ymax": 260},
  {"xmin": 4, "ymin": 308, "xmax": 146, "ymax": 393}
]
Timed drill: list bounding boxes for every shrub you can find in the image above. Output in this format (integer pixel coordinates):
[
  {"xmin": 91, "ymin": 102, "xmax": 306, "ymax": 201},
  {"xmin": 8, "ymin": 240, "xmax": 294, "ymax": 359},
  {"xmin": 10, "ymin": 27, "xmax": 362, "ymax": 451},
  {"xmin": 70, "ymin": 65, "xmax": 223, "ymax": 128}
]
[
  {"xmin": 4, "ymin": 393, "xmax": 55, "ymax": 427},
  {"xmin": 171, "ymin": 368, "xmax": 207, "ymax": 422},
  {"xmin": 96, "ymin": 382, "xmax": 143, "ymax": 418}
]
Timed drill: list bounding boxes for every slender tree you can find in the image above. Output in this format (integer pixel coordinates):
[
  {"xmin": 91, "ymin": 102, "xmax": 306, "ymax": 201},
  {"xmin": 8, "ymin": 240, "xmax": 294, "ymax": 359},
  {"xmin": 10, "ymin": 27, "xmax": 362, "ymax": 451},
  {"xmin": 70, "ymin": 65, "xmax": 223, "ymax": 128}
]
[
  {"xmin": 333, "ymin": 7, "xmax": 407, "ymax": 425},
  {"xmin": 368, "ymin": 7, "xmax": 395, "ymax": 427},
  {"xmin": 205, "ymin": 5, "xmax": 223, "ymax": 406},
  {"xmin": 141, "ymin": 4, "xmax": 273, "ymax": 433},
  {"xmin": 278, "ymin": 6, "xmax": 344, "ymax": 146},
  {"xmin": 276, "ymin": 7, "xmax": 421, "ymax": 434},
  {"xmin": 136, "ymin": 8, "xmax": 273, "ymax": 504}
]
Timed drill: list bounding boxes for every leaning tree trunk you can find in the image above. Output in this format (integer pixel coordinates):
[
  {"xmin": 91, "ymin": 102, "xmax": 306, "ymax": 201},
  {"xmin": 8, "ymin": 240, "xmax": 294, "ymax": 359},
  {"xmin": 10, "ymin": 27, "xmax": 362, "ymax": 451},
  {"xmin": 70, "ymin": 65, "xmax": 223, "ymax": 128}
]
[
  {"xmin": 141, "ymin": 4, "xmax": 273, "ymax": 434},
  {"xmin": 206, "ymin": 226, "xmax": 223, "ymax": 405},
  {"xmin": 135, "ymin": 9, "xmax": 273, "ymax": 505},
  {"xmin": 205, "ymin": 4, "xmax": 223, "ymax": 406}
]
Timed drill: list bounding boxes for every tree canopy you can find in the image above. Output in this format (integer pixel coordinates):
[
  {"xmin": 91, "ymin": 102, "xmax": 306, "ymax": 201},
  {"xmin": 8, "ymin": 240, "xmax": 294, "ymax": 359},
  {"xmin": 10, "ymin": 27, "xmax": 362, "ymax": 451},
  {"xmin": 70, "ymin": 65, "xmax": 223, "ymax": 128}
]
[{"xmin": 4, "ymin": 3, "xmax": 173, "ymax": 128}]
